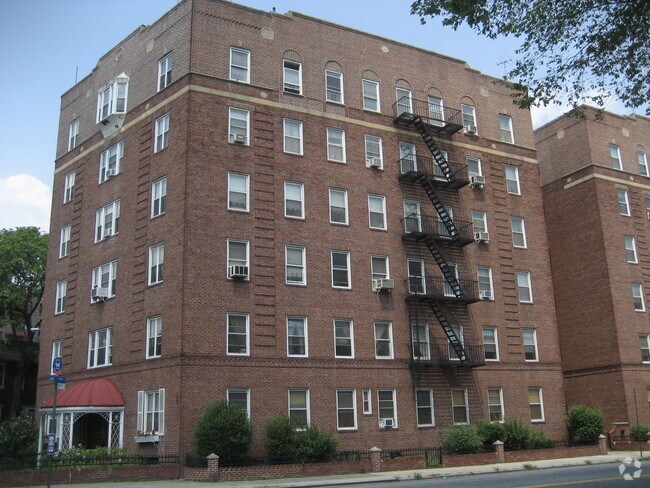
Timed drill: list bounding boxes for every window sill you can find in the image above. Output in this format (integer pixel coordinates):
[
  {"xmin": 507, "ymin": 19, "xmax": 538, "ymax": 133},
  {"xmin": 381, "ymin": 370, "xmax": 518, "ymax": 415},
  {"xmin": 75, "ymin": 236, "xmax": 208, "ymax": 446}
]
[
  {"xmin": 417, "ymin": 425, "xmax": 435, "ymax": 430},
  {"xmin": 285, "ymin": 216, "xmax": 305, "ymax": 221},
  {"xmin": 286, "ymin": 282, "xmax": 307, "ymax": 287},
  {"xmin": 337, "ymin": 429, "xmax": 358, "ymax": 433},
  {"xmin": 282, "ymin": 91, "xmax": 303, "ymax": 97},
  {"xmin": 151, "ymin": 212, "xmax": 166, "ymax": 220},
  {"xmin": 148, "ymin": 281, "xmax": 163, "ymax": 288},
  {"xmin": 134, "ymin": 434, "xmax": 160, "ymax": 443},
  {"xmin": 531, "ymin": 420, "xmax": 546, "ymax": 424},
  {"xmin": 228, "ymin": 141, "xmax": 250, "ymax": 147},
  {"xmin": 327, "ymin": 159, "xmax": 346, "ymax": 165},
  {"xmin": 283, "ymin": 152, "xmax": 304, "ymax": 157},
  {"xmin": 363, "ymin": 109, "xmax": 382, "ymax": 115},
  {"xmin": 369, "ymin": 227, "xmax": 388, "ymax": 232},
  {"xmin": 326, "ymin": 100, "xmax": 345, "ymax": 107}
]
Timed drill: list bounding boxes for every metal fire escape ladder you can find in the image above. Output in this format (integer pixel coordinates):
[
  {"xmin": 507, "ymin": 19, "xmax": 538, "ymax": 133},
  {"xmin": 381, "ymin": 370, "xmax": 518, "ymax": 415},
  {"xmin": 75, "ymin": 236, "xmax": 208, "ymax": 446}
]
[
  {"xmin": 430, "ymin": 300, "xmax": 467, "ymax": 364},
  {"xmin": 412, "ymin": 117, "xmax": 453, "ymax": 180},
  {"xmin": 418, "ymin": 177, "xmax": 458, "ymax": 239},
  {"xmin": 423, "ymin": 236, "xmax": 462, "ymax": 298}
]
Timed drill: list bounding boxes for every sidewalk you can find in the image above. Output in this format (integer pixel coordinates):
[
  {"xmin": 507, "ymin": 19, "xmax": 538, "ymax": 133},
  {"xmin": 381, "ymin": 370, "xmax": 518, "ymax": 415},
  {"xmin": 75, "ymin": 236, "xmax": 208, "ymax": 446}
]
[{"xmin": 27, "ymin": 450, "xmax": 647, "ymax": 488}]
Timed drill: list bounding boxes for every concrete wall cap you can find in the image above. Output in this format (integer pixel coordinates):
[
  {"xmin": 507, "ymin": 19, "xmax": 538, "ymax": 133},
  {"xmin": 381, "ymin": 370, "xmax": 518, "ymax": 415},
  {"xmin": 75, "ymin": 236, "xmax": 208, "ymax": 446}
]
[
  {"xmin": 369, "ymin": 447, "xmax": 381, "ymax": 452},
  {"xmin": 493, "ymin": 440, "xmax": 504, "ymax": 446},
  {"xmin": 207, "ymin": 453, "xmax": 220, "ymax": 459}
]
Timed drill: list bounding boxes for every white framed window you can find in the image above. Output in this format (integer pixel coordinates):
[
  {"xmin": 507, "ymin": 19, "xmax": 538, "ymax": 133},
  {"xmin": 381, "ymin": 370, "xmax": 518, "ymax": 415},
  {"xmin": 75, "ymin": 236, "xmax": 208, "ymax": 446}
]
[
  {"xmin": 287, "ymin": 316, "xmax": 308, "ymax": 357},
  {"xmin": 364, "ymin": 135, "xmax": 383, "ymax": 169},
  {"xmin": 96, "ymin": 76, "xmax": 128, "ymax": 123},
  {"xmin": 488, "ymin": 388, "xmax": 504, "ymax": 422},
  {"xmin": 412, "ymin": 324, "xmax": 430, "ymax": 360},
  {"xmin": 283, "ymin": 60, "xmax": 302, "ymax": 94},
  {"xmin": 325, "ymin": 70, "xmax": 344, "ymax": 104},
  {"xmin": 403, "ymin": 200, "xmax": 421, "ymax": 233},
  {"xmin": 284, "ymin": 181, "xmax": 304, "ymax": 219},
  {"xmin": 227, "ymin": 173, "xmax": 249, "ymax": 212},
  {"xmin": 452, "ymin": 389, "xmax": 469, "ymax": 425},
  {"xmin": 617, "ymin": 189, "xmax": 631, "ymax": 216},
  {"xmin": 371, "ymin": 255, "xmax": 389, "ymax": 281},
  {"xmin": 63, "ymin": 171, "xmax": 75, "ymax": 204},
  {"xmin": 146, "ymin": 316, "xmax": 162, "ymax": 359},
  {"xmin": 154, "ymin": 113, "xmax": 170, "ymax": 153},
  {"xmin": 416, "ymin": 389, "xmax": 435, "ymax": 427},
  {"xmin": 336, "ymin": 389, "xmax": 357, "ymax": 430},
  {"xmin": 428, "ymin": 96, "xmax": 444, "ymax": 124},
  {"xmin": 368, "ymin": 195, "xmax": 387, "ymax": 230},
  {"xmin": 283, "ymin": 118, "xmax": 303, "ymax": 155},
  {"xmin": 362, "ymin": 389, "xmax": 372, "ymax": 414},
  {"xmin": 227, "ymin": 239, "xmax": 249, "ymax": 279},
  {"xmin": 395, "ymin": 87, "xmax": 413, "ymax": 115},
  {"xmin": 59, "ymin": 225, "xmax": 71, "ymax": 258},
  {"xmin": 362, "ymin": 79, "xmax": 380, "ymax": 112},
  {"xmin": 640, "ymin": 335, "xmax": 650, "ymax": 363},
  {"xmin": 91, "ymin": 261, "xmax": 117, "ymax": 299},
  {"xmin": 529, "ymin": 388, "xmax": 545, "ymax": 422},
  {"xmin": 285, "ymin": 245, "xmax": 306, "ymax": 285},
  {"xmin": 407, "ymin": 259, "xmax": 426, "ymax": 295},
  {"xmin": 505, "ymin": 165, "xmax": 520, "ymax": 194},
  {"xmin": 461, "ymin": 104, "xmax": 477, "ymax": 130},
  {"xmin": 633, "ymin": 283, "xmax": 645, "ymax": 311},
  {"xmin": 55, "ymin": 280, "xmax": 66, "ymax": 315},
  {"xmin": 467, "ymin": 156, "xmax": 482, "ymax": 177},
  {"xmin": 499, "ymin": 114, "xmax": 514, "ymax": 143},
  {"xmin": 331, "ymin": 250, "xmax": 351, "ymax": 289},
  {"xmin": 137, "ymin": 388, "xmax": 165, "ymax": 435},
  {"xmin": 399, "ymin": 142, "xmax": 417, "ymax": 173},
  {"xmin": 288, "ymin": 388, "xmax": 310, "ymax": 427},
  {"xmin": 523, "ymin": 329, "xmax": 538, "ymax": 361},
  {"xmin": 228, "ymin": 107, "xmax": 249, "ymax": 145},
  {"xmin": 51, "ymin": 340, "xmax": 63, "ymax": 374},
  {"xmin": 625, "ymin": 236, "xmax": 638, "ymax": 263},
  {"xmin": 227, "ymin": 388, "xmax": 251, "ymax": 418},
  {"xmin": 329, "ymin": 188, "xmax": 348, "ymax": 225},
  {"xmin": 482, "ymin": 327, "xmax": 499, "ymax": 361},
  {"xmin": 148, "ymin": 244, "xmax": 164, "ymax": 285},
  {"xmin": 326, "ymin": 127, "xmax": 346, "ymax": 163},
  {"xmin": 377, "ymin": 389, "xmax": 397, "ymax": 427},
  {"xmin": 638, "ymin": 149, "xmax": 649, "ymax": 176},
  {"xmin": 88, "ymin": 327, "xmax": 113, "ymax": 368},
  {"xmin": 517, "ymin": 270, "xmax": 533, "ymax": 303},
  {"xmin": 95, "ymin": 200, "xmax": 121, "ymax": 242},
  {"xmin": 334, "ymin": 318, "xmax": 354, "ymax": 358},
  {"xmin": 511, "ymin": 217, "xmax": 527, "ymax": 248},
  {"xmin": 227, "ymin": 312, "xmax": 249, "ymax": 356},
  {"xmin": 68, "ymin": 119, "xmax": 79, "ymax": 151},
  {"xmin": 151, "ymin": 177, "xmax": 167, "ymax": 218},
  {"xmin": 99, "ymin": 140, "xmax": 124, "ymax": 183},
  {"xmin": 157, "ymin": 52, "xmax": 173, "ymax": 91},
  {"xmin": 610, "ymin": 144, "xmax": 622, "ymax": 169},
  {"xmin": 230, "ymin": 47, "xmax": 250, "ymax": 83},
  {"xmin": 472, "ymin": 210, "xmax": 488, "ymax": 234},
  {"xmin": 477, "ymin": 266, "xmax": 494, "ymax": 300},
  {"xmin": 374, "ymin": 320, "xmax": 393, "ymax": 359}
]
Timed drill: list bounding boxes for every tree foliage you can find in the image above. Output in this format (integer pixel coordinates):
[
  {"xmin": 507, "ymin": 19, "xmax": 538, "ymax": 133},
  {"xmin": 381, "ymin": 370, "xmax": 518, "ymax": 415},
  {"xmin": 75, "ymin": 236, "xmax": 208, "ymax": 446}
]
[
  {"xmin": 0, "ymin": 412, "xmax": 38, "ymax": 457},
  {"xmin": 411, "ymin": 0, "xmax": 650, "ymax": 115},
  {"xmin": 567, "ymin": 404, "xmax": 604, "ymax": 440},
  {"xmin": 193, "ymin": 400, "xmax": 252, "ymax": 462}
]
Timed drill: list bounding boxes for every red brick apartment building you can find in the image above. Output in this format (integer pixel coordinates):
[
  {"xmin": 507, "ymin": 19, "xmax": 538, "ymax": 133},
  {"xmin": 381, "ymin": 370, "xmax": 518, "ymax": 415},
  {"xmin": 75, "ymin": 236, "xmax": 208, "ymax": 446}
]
[
  {"xmin": 38, "ymin": 0, "xmax": 566, "ymax": 455},
  {"xmin": 537, "ymin": 107, "xmax": 650, "ymax": 434}
]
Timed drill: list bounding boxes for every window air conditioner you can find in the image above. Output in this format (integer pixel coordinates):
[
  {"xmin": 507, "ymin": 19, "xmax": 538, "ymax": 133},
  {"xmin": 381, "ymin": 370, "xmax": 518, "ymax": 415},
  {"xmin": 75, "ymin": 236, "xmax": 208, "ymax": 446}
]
[
  {"xmin": 474, "ymin": 231, "xmax": 490, "ymax": 243},
  {"xmin": 479, "ymin": 290, "xmax": 492, "ymax": 300},
  {"xmin": 102, "ymin": 229, "xmax": 113, "ymax": 239},
  {"xmin": 367, "ymin": 157, "xmax": 382, "ymax": 168},
  {"xmin": 228, "ymin": 265, "xmax": 249, "ymax": 279},
  {"xmin": 91, "ymin": 287, "xmax": 109, "ymax": 301},
  {"xmin": 105, "ymin": 168, "xmax": 116, "ymax": 178},
  {"xmin": 379, "ymin": 418, "xmax": 395, "ymax": 428},
  {"xmin": 372, "ymin": 278, "xmax": 395, "ymax": 292},
  {"xmin": 469, "ymin": 175, "xmax": 485, "ymax": 189},
  {"xmin": 464, "ymin": 124, "xmax": 477, "ymax": 135},
  {"xmin": 230, "ymin": 133, "xmax": 247, "ymax": 144}
]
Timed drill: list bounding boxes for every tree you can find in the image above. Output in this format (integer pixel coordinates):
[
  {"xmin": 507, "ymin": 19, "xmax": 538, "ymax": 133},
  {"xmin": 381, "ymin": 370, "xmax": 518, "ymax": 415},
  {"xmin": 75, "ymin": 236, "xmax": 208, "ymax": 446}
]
[
  {"xmin": 0, "ymin": 227, "xmax": 48, "ymax": 417},
  {"xmin": 411, "ymin": 0, "xmax": 650, "ymax": 115}
]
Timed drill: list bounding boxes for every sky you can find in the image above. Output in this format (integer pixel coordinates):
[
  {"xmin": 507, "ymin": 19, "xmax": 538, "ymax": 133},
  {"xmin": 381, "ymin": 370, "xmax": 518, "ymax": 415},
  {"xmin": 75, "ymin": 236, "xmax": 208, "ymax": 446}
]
[{"xmin": 0, "ymin": 0, "xmax": 632, "ymax": 233}]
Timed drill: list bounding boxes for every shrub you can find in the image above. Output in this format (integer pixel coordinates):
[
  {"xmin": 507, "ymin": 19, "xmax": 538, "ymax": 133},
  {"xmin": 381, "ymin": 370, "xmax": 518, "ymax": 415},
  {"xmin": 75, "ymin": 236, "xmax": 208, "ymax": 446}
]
[
  {"xmin": 442, "ymin": 425, "xmax": 482, "ymax": 454},
  {"xmin": 630, "ymin": 424, "xmax": 650, "ymax": 442},
  {"xmin": 475, "ymin": 420, "xmax": 506, "ymax": 445},
  {"xmin": 297, "ymin": 425, "xmax": 339, "ymax": 462},
  {"xmin": 528, "ymin": 429, "xmax": 555, "ymax": 449},
  {"xmin": 193, "ymin": 401, "xmax": 252, "ymax": 463},
  {"xmin": 265, "ymin": 414, "xmax": 299, "ymax": 459},
  {"xmin": 503, "ymin": 418, "xmax": 531, "ymax": 451},
  {"xmin": 0, "ymin": 413, "xmax": 38, "ymax": 457},
  {"xmin": 57, "ymin": 447, "xmax": 141, "ymax": 467},
  {"xmin": 567, "ymin": 404, "xmax": 604, "ymax": 441},
  {"xmin": 265, "ymin": 415, "xmax": 340, "ymax": 462}
]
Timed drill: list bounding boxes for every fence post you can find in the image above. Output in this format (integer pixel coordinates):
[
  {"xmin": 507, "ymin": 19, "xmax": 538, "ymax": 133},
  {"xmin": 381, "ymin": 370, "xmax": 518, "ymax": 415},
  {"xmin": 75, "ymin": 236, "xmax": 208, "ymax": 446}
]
[
  {"xmin": 369, "ymin": 447, "xmax": 382, "ymax": 472},
  {"xmin": 207, "ymin": 453, "xmax": 219, "ymax": 481},
  {"xmin": 493, "ymin": 440, "xmax": 505, "ymax": 463},
  {"xmin": 598, "ymin": 434, "xmax": 608, "ymax": 455}
]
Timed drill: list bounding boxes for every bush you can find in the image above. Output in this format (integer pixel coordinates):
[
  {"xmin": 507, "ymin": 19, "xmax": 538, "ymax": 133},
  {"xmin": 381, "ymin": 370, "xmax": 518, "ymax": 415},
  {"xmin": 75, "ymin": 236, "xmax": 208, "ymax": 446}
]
[
  {"xmin": 297, "ymin": 425, "xmax": 339, "ymax": 462},
  {"xmin": 567, "ymin": 404, "xmax": 604, "ymax": 441},
  {"xmin": 630, "ymin": 424, "xmax": 650, "ymax": 442},
  {"xmin": 475, "ymin": 420, "xmax": 506, "ymax": 446},
  {"xmin": 193, "ymin": 401, "xmax": 252, "ymax": 463},
  {"xmin": 528, "ymin": 429, "xmax": 555, "ymax": 449},
  {"xmin": 442, "ymin": 425, "xmax": 482, "ymax": 454},
  {"xmin": 503, "ymin": 418, "xmax": 531, "ymax": 451},
  {"xmin": 0, "ymin": 413, "xmax": 37, "ymax": 457},
  {"xmin": 264, "ymin": 415, "xmax": 340, "ymax": 462},
  {"xmin": 265, "ymin": 414, "xmax": 299, "ymax": 459},
  {"xmin": 57, "ymin": 447, "xmax": 141, "ymax": 467}
]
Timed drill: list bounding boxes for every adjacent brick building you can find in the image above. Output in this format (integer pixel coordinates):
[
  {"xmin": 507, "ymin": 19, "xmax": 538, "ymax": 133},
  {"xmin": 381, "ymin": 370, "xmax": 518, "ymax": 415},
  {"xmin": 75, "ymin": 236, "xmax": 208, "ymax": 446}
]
[
  {"xmin": 537, "ymin": 106, "xmax": 650, "ymax": 435},
  {"xmin": 38, "ymin": 0, "xmax": 567, "ymax": 456}
]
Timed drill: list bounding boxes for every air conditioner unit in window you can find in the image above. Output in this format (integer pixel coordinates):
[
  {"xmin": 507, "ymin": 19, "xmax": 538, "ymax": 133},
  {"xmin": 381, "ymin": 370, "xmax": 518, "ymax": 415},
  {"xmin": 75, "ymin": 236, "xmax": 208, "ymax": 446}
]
[
  {"xmin": 367, "ymin": 157, "xmax": 382, "ymax": 168},
  {"xmin": 103, "ymin": 229, "xmax": 113, "ymax": 239},
  {"xmin": 379, "ymin": 418, "xmax": 395, "ymax": 428},
  {"xmin": 464, "ymin": 124, "xmax": 477, "ymax": 135},
  {"xmin": 372, "ymin": 278, "xmax": 395, "ymax": 292},
  {"xmin": 228, "ymin": 265, "xmax": 249, "ymax": 279},
  {"xmin": 105, "ymin": 168, "xmax": 116, "ymax": 178},
  {"xmin": 479, "ymin": 290, "xmax": 492, "ymax": 300},
  {"xmin": 229, "ymin": 133, "xmax": 247, "ymax": 144},
  {"xmin": 474, "ymin": 231, "xmax": 490, "ymax": 243},
  {"xmin": 469, "ymin": 175, "xmax": 485, "ymax": 189},
  {"xmin": 91, "ymin": 287, "xmax": 109, "ymax": 301}
]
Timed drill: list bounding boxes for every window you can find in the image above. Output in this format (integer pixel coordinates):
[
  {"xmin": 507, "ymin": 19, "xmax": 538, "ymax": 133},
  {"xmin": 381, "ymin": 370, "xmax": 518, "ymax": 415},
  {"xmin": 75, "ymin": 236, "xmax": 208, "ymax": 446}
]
[
  {"xmin": 138, "ymin": 389, "xmax": 165, "ymax": 435},
  {"xmin": 461, "ymin": 104, "xmax": 476, "ymax": 130},
  {"xmin": 638, "ymin": 149, "xmax": 649, "ymax": 176},
  {"xmin": 288, "ymin": 388, "xmax": 309, "ymax": 427},
  {"xmin": 334, "ymin": 319, "xmax": 354, "ymax": 358},
  {"xmin": 412, "ymin": 324, "xmax": 430, "ymax": 360},
  {"xmin": 362, "ymin": 389, "xmax": 372, "ymax": 414},
  {"xmin": 452, "ymin": 389, "xmax": 469, "ymax": 424},
  {"xmin": 157, "ymin": 53, "xmax": 172, "ymax": 91},
  {"xmin": 68, "ymin": 119, "xmax": 79, "ymax": 151},
  {"xmin": 407, "ymin": 259, "xmax": 426, "ymax": 294},
  {"xmin": 230, "ymin": 47, "xmax": 250, "ymax": 83},
  {"xmin": 448, "ymin": 325, "xmax": 464, "ymax": 360},
  {"xmin": 59, "ymin": 225, "xmax": 71, "ymax": 258},
  {"xmin": 227, "ymin": 313, "xmax": 249, "ymax": 355},
  {"xmin": 467, "ymin": 157, "xmax": 482, "ymax": 177},
  {"xmin": 154, "ymin": 113, "xmax": 170, "ymax": 153},
  {"xmin": 374, "ymin": 321, "xmax": 393, "ymax": 359},
  {"xmin": 617, "ymin": 189, "xmax": 630, "ymax": 216},
  {"xmin": 416, "ymin": 389, "xmax": 435, "ymax": 427},
  {"xmin": 88, "ymin": 327, "xmax": 113, "ymax": 368},
  {"xmin": 228, "ymin": 107, "xmax": 249, "ymax": 145},
  {"xmin": 325, "ymin": 70, "xmax": 344, "ymax": 103},
  {"xmin": 371, "ymin": 255, "xmax": 389, "ymax": 281},
  {"xmin": 395, "ymin": 87, "xmax": 412, "ymax": 115},
  {"xmin": 283, "ymin": 60, "xmax": 302, "ymax": 94},
  {"xmin": 95, "ymin": 200, "xmax": 121, "ymax": 242},
  {"xmin": 146, "ymin": 316, "xmax": 162, "ymax": 359},
  {"xmin": 99, "ymin": 140, "xmax": 123, "ymax": 183},
  {"xmin": 529, "ymin": 388, "xmax": 545, "ymax": 422},
  {"xmin": 511, "ymin": 217, "xmax": 527, "ymax": 248},
  {"xmin": 96, "ymin": 76, "xmax": 128, "ymax": 122},
  {"xmin": 331, "ymin": 251, "xmax": 351, "ymax": 289},
  {"xmin": 377, "ymin": 389, "xmax": 396, "ymax": 426},
  {"xmin": 91, "ymin": 261, "xmax": 117, "ymax": 298},
  {"xmin": 517, "ymin": 271, "xmax": 533, "ymax": 303},
  {"xmin": 51, "ymin": 340, "xmax": 63, "ymax": 374},
  {"xmin": 285, "ymin": 245, "xmax": 306, "ymax": 285},
  {"xmin": 488, "ymin": 388, "xmax": 504, "ymax": 422},
  {"xmin": 505, "ymin": 165, "xmax": 520, "ymax": 194},
  {"xmin": 472, "ymin": 210, "xmax": 488, "ymax": 234},
  {"xmin": 55, "ymin": 280, "xmax": 66, "ymax": 315},
  {"xmin": 399, "ymin": 142, "xmax": 417, "ymax": 173},
  {"xmin": 403, "ymin": 200, "xmax": 421, "ymax": 233},
  {"xmin": 284, "ymin": 181, "xmax": 304, "ymax": 219},
  {"xmin": 632, "ymin": 283, "xmax": 645, "ymax": 311},
  {"xmin": 336, "ymin": 389, "xmax": 357, "ymax": 430},
  {"xmin": 227, "ymin": 239, "xmax": 249, "ymax": 279},
  {"xmin": 364, "ymin": 135, "xmax": 383, "ymax": 168},
  {"xmin": 483, "ymin": 327, "xmax": 499, "ymax": 361},
  {"xmin": 362, "ymin": 79, "xmax": 380, "ymax": 112},
  {"xmin": 499, "ymin": 114, "xmax": 514, "ymax": 143},
  {"xmin": 640, "ymin": 335, "xmax": 650, "ymax": 363},
  {"xmin": 523, "ymin": 329, "xmax": 538, "ymax": 361},
  {"xmin": 326, "ymin": 128, "xmax": 346, "ymax": 163},
  {"xmin": 329, "ymin": 188, "xmax": 348, "ymax": 225},
  {"xmin": 368, "ymin": 195, "xmax": 387, "ymax": 230},
  {"xmin": 63, "ymin": 171, "xmax": 75, "ymax": 204},
  {"xmin": 151, "ymin": 177, "xmax": 167, "ymax": 218},
  {"xmin": 428, "ymin": 96, "xmax": 444, "ymax": 124},
  {"xmin": 477, "ymin": 266, "xmax": 494, "ymax": 300},
  {"xmin": 148, "ymin": 244, "xmax": 164, "ymax": 285},
  {"xmin": 226, "ymin": 173, "xmax": 249, "ymax": 212},
  {"xmin": 227, "ymin": 388, "xmax": 250, "ymax": 418},
  {"xmin": 646, "ymin": 196, "xmax": 650, "ymax": 215},
  {"xmin": 287, "ymin": 316, "xmax": 308, "ymax": 357},
  {"xmin": 625, "ymin": 236, "xmax": 638, "ymax": 263},
  {"xmin": 283, "ymin": 118, "xmax": 303, "ymax": 155},
  {"xmin": 610, "ymin": 144, "xmax": 622, "ymax": 169}
]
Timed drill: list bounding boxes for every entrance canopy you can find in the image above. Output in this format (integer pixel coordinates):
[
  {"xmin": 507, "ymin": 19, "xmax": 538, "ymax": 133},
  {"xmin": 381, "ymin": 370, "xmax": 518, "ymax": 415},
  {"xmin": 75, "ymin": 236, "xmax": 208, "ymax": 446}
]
[{"xmin": 42, "ymin": 378, "xmax": 124, "ymax": 408}]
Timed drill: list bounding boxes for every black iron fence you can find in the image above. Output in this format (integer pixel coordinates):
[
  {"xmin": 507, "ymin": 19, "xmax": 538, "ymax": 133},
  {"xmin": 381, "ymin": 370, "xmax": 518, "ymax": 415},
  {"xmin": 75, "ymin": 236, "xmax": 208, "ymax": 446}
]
[{"xmin": 0, "ymin": 453, "xmax": 179, "ymax": 472}]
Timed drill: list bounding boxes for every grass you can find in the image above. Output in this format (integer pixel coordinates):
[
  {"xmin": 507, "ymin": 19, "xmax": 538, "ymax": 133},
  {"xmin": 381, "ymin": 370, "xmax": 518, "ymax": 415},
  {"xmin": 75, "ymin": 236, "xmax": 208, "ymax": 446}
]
[
  {"xmin": 414, "ymin": 472, "xmax": 423, "ymax": 480},
  {"xmin": 523, "ymin": 464, "xmax": 538, "ymax": 470},
  {"xmin": 585, "ymin": 460, "xmax": 593, "ymax": 465}
]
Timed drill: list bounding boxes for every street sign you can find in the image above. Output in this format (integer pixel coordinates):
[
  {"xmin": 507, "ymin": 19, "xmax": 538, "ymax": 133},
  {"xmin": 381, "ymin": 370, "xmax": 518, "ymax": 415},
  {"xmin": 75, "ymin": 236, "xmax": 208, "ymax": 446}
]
[
  {"xmin": 52, "ymin": 357, "xmax": 62, "ymax": 374},
  {"xmin": 47, "ymin": 434, "xmax": 55, "ymax": 455},
  {"xmin": 48, "ymin": 375, "xmax": 66, "ymax": 383}
]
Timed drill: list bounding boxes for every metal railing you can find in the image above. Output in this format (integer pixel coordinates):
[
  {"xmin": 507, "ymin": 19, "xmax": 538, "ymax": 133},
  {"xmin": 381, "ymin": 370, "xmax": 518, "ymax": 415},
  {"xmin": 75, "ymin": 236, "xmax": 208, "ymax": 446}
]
[
  {"xmin": 411, "ymin": 341, "xmax": 486, "ymax": 368},
  {"xmin": 399, "ymin": 155, "xmax": 469, "ymax": 185},
  {"xmin": 402, "ymin": 214, "xmax": 474, "ymax": 243},
  {"xmin": 393, "ymin": 97, "xmax": 464, "ymax": 135},
  {"xmin": 405, "ymin": 277, "xmax": 479, "ymax": 302},
  {"xmin": 0, "ymin": 453, "xmax": 179, "ymax": 472}
]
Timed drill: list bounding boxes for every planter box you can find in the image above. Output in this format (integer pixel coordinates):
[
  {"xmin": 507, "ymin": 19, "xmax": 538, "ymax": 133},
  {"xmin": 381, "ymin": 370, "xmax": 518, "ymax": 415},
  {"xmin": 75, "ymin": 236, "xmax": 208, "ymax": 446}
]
[{"xmin": 134, "ymin": 435, "xmax": 159, "ymax": 443}]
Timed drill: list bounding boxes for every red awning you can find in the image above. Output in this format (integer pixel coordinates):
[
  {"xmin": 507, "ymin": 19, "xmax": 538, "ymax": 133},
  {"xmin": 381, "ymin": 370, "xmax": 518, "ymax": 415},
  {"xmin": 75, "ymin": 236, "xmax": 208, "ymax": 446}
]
[{"xmin": 42, "ymin": 378, "xmax": 124, "ymax": 408}]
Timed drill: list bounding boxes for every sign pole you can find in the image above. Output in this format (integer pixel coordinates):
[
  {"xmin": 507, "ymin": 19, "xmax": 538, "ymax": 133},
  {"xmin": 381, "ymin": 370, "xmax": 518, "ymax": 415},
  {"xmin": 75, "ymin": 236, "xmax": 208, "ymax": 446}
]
[{"xmin": 47, "ymin": 377, "xmax": 58, "ymax": 488}]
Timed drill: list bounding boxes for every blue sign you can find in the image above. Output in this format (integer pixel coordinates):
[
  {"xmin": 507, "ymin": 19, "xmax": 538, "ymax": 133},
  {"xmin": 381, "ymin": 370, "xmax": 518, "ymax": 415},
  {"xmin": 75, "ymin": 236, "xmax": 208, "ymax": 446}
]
[
  {"xmin": 52, "ymin": 357, "xmax": 62, "ymax": 373},
  {"xmin": 47, "ymin": 434, "xmax": 55, "ymax": 455},
  {"xmin": 48, "ymin": 375, "xmax": 66, "ymax": 383}
]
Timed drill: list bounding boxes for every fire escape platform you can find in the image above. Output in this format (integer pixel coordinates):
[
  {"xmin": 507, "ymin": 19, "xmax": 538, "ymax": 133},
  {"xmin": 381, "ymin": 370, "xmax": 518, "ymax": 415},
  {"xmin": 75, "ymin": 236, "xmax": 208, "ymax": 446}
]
[{"xmin": 409, "ymin": 342, "xmax": 486, "ymax": 369}]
